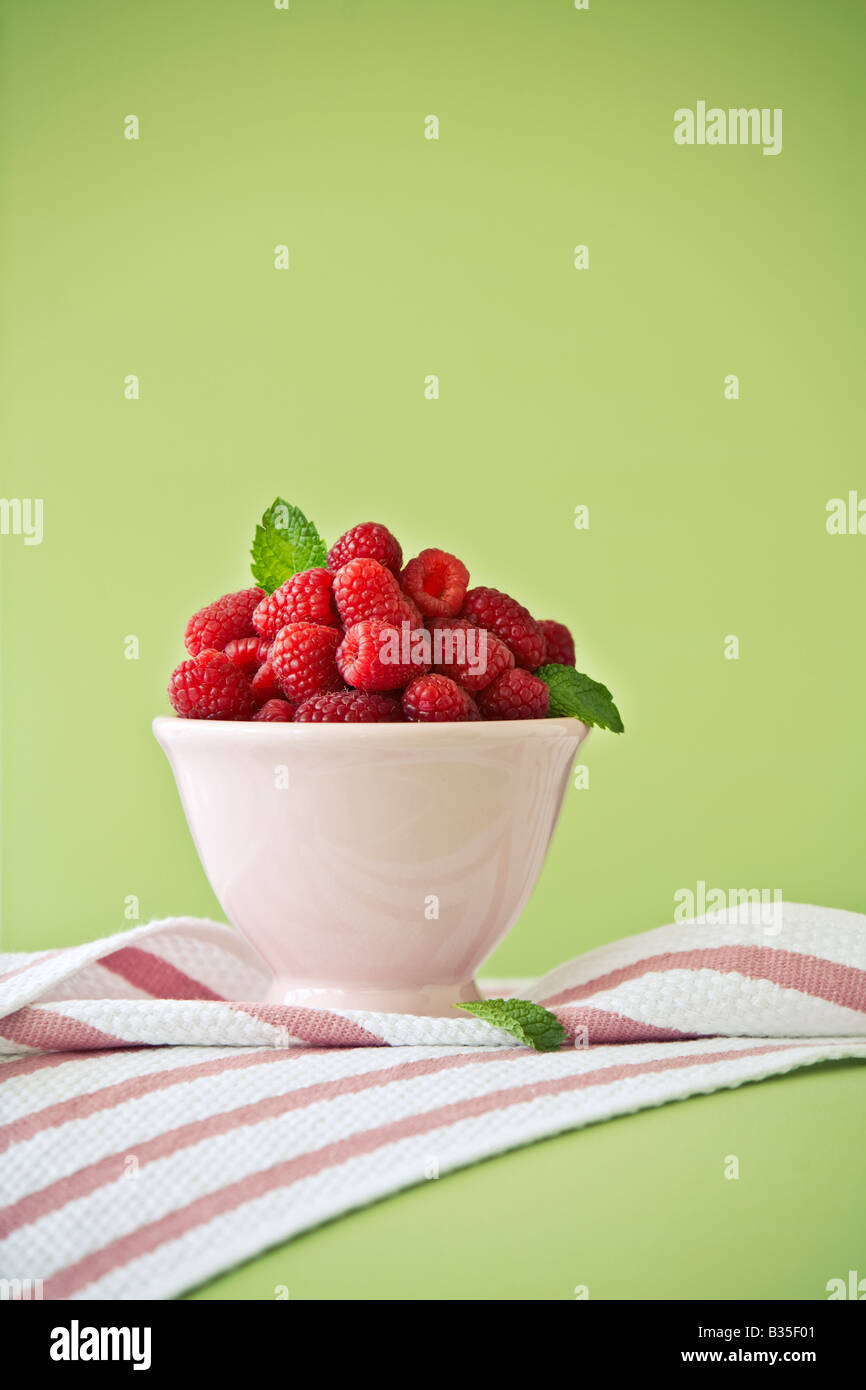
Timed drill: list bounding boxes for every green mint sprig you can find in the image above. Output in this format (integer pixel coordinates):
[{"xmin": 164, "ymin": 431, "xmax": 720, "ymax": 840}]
[
  {"xmin": 455, "ymin": 998, "xmax": 567, "ymax": 1052},
  {"xmin": 537, "ymin": 663, "xmax": 624, "ymax": 733},
  {"xmin": 250, "ymin": 498, "xmax": 327, "ymax": 593}
]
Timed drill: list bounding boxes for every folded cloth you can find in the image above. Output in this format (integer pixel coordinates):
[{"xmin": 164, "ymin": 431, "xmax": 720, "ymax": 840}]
[
  {"xmin": 2, "ymin": 902, "xmax": 865, "ymax": 1050},
  {"xmin": 1, "ymin": 901, "xmax": 865, "ymax": 1299}
]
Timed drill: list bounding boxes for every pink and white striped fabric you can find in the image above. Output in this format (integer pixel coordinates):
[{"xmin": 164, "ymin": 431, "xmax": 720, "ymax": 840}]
[{"xmin": 2, "ymin": 901, "xmax": 865, "ymax": 1298}]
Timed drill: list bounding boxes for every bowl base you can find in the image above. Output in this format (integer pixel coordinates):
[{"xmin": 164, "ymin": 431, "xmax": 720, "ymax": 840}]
[{"xmin": 263, "ymin": 977, "xmax": 482, "ymax": 1019}]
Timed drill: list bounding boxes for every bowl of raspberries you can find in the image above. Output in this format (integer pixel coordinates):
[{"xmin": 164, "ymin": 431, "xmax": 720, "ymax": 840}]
[{"xmin": 154, "ymin": 502, "xmax": 622, "ymax": 1014}]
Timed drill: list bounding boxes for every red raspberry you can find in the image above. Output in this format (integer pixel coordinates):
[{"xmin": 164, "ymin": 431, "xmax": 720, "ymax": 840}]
[
  {"xmin": 252, "ymin": 568, "xmax": 339, "ymax": 639},
  {"xmin": 327, "ymin": 522, "xmax": 403, "ymax": 577},
  {"xmin": 426, "ymin": 615, "xmax": 471, "ymax": 636},
  {"xmin": 476, "ymin": 668, "xmax": 550, "ymax": 720},
  {"xmin": 223, "ymin": 636, "xmax": 271, "ymax": 673},
  {"xmin": 538, "ymin": 619, "xmax": 576, "ymax": 667},
  {"xmin": 184, "ymin": 588, "xmax": 264, "ymax": 656},
  {"xmin": 402, "ymin": 674, "xmax": 480, "ymax": 722},
  {"xmin": 253, "ymin": 699, "xmax": 296, "ymax": 722},
  {"xmin": 461, "ymin": 587, "xmax": 546, "ymax": 670},
  {"xmin": 168, "ymin": 649, "xmax": 258, "ymax": 720},
  {"xmin": 333, "ymin": 557, "xmax": 408, "ymax": 627},
  {"xmin": 337, "ymin": 619, "xmax": 429, "ymax": 692},
  {"xmin": 396, "ymin": 591, "xmax": 424, "ymax": 627},
  {"xmin": 269, "ymin": 622, "xmax": 342, "ymax": 704},
  {"xmin": 294, "ymin": 690, "xmax": 404, "ymax": 723},
  {"xmin": 250, "ymin": 661, "xmax": 282, "ymax": 704},
  {"xmin": 401, "ymin": 548, "xmax": 469, "ymax": 618},
  {"xmin": 427, "ymin": 616, "xmax": 514, "ymax": 693}
]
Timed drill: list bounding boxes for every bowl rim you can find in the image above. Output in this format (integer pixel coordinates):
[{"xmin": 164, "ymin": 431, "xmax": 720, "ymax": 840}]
[{"xmin": 153, "ymin": 714, "xmax": 589, "ymax": 743}]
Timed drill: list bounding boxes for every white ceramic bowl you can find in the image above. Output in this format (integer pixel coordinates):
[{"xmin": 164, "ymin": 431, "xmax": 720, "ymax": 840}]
[{"xmin": 153, "ymin": 716, "xmax": 589, "ymax": 1016}]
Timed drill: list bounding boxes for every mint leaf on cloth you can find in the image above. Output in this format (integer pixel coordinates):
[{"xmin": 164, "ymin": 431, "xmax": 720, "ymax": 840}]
[
  {"xmin": 250, "ymin": 499, "xmax": 327, "ymax": 593},
  {"xmin": 455, "ymin": 998, "xmax": 567, "ymax": 1052},
  {"xmin": 537, "ymin": 663, "xmax": 624, "ymax": 733}
]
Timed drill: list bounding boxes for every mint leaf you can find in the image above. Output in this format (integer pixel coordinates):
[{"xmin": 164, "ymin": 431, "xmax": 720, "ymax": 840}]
[
  {"xmin": 250, "ymin": 499, "xmax": 327, "ymax": 593},
  {"xmin": 537, "ymin": 663, "xmax": 624, "ymax": 733},
  {"xmin": 454, "ymin": 998, "xmax": 566, "ymax": 1052}
]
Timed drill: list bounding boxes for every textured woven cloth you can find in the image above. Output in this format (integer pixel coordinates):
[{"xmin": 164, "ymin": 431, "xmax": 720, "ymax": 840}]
[{"xmin": 1, "ymin": 901, "xmax": 865, "ymax": 1298}]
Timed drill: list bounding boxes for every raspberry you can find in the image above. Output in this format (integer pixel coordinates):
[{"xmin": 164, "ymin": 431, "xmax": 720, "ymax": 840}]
[
  {"xmin": 401, "ymin": 548, "xmax": 469, "ymax": 618},
  {"xmin": 167, "ymin": 648, "xmax": 258, "ymax": 720},
  {"xmin": 476, "ymin": 668, "xmax": 550, "ymax": 720},
  {"xmin": 269, "ymin": 622, "xmax": 342, "ymax": 704},
  {"xmin": 427, "ymin": 616, "xmax": 514, "ymax": 693},
  {"xmin": 294, "ymin": 690, "xmax": 404, "ymax": 723},
  {"xmin": 337, "ymin": 619, "xmax": 429, "ymax": 692},
  {"xmin": 250, "ymin": 661, "xmax": 282, "ymax": 704},
  {"xmin": 396, "ymin": 591, "xmax": 424, "ymax": 627},
  {"xmin": 327, "ymin": 522, "xmax": 403, "ymax": 577},
  {"xmin": 538, "ymin": 619, "xmax": 576, "ymax": 667},
  {"xmin": 252, "ymin": 568, "xmax": 339, "ymax": 639},
  {"xmin": 332, "ymin": 557, "xmax": 408, "ymax": 627},
  {"xmin": 184, "ymin": 588, "xmax": 264, "ymax": 657},
  {"xmin": 223, "ymin": 636, "xmax": 271, "ymax": 673},
  {"xmin": 461, "ymin": 587, "xmax": 546, "ymax": 670},
  {"xmin": 402, "ymin": 674, "xmax": 480, "ymax": 722},
  {"xmin": 253, "ymin": 699, "xmax": 296, "ymax": 722}
]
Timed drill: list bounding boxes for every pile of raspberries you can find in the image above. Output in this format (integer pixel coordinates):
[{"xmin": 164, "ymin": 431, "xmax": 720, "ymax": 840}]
[{"xmin": 168, "ymin": 522, "xmax": 576, "ymax": 723}]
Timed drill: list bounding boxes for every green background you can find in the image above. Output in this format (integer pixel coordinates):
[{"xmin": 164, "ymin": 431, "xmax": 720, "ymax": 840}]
[{"xmin": 1, "ymin": 0, "xmax": 864, "ymax": 1300}]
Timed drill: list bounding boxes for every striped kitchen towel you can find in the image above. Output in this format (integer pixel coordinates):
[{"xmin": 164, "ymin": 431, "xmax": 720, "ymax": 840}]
[{"xmin": 1, "ymin": 901, "xmax": 865, "ymax": 1298}]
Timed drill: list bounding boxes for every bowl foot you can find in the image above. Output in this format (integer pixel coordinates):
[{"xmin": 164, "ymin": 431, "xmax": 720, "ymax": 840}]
[{"xmin": 263, "ymin": 977, "xmax": 482, "ymax": 1018}]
